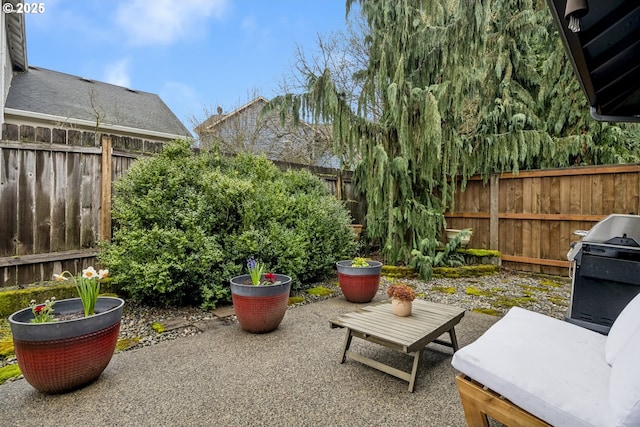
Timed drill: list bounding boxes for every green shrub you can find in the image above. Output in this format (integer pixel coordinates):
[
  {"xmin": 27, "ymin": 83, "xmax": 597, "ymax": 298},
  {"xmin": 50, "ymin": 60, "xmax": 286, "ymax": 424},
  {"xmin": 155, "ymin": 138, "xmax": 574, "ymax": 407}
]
[{"xmin": 100, "ymin": 140, "xmax": 357, "ymax": 308}]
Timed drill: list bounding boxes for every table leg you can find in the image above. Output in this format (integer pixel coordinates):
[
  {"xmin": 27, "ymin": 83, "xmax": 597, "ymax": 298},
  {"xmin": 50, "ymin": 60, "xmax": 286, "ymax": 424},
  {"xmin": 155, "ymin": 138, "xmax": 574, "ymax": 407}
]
[
  {"xmin": 449, "ymin": 327, "xmax": 459, "ymax": 352},
  {"xmin": 408, "ymin": 350, "xmax": 422, "ymax": 392},
  {"xmin": 340, "ymin": 329, "xmax": 353, "ymax": 363}
]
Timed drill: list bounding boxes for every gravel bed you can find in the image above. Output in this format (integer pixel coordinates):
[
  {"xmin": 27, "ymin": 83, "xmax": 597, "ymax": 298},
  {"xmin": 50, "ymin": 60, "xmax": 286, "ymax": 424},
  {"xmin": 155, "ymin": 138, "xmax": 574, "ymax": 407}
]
[
  {"xmin": 115, "ymin": 268, "xmax": 572, "ymax": 349},
  {"xmin": 1, "ymin": 269, "xmax": 572, "ymax": 382}
]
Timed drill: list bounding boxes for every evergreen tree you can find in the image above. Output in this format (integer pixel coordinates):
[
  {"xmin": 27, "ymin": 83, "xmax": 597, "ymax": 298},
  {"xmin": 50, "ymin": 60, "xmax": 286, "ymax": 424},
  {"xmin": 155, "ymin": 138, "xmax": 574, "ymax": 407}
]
[
  {"xmin": 269, "ymin": 0, "xmax": 491, "ymax": 270},
  {"xmin": 269, "ymin": 0, "xmax": 640, "ymax": 277}
]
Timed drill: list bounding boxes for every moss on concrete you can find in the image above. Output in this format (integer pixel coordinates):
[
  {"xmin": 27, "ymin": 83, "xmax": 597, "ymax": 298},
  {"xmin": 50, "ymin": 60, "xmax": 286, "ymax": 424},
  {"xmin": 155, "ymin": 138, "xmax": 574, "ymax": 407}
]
[
  {"xmin": 433, "ymin": 264, "xmax": 499, "ymax": 278},
  {"xmin": 549, "ymin": 295, "xmax": 568, "ymax": 306},
  {"xmin": 539, "ymin": 279, "xmax": 563, "ymax": 288},
  {"xmin": 472, "ymin": 308, "xmax": 500, "ymax": 316},
  {"xmin": 0, "ymin": 364, "xmax": 21, "ymax": 384},
  {"xmin": 306, "ymin": 286, "xmax": 334, "ymax": 297},
  {"xmin": 432, "ymin": 286, "xmax": 456, "ymax": 294},
  {"xmin": 381, "ymin": 265, "xmax": 418, "ymax": 279},
  {"xmin": 116, "ymin": 337, "xmax": 140, "ymax": 352},
  {"xmin": 151, "ymin": 322, "xmax": 165, "ymax": 334},
  {"xmin": 0, "ymin": 340, "xmax": 14, "ymax": 358},
  {"xmin": 465, "ymin": 286, "xmax": 493, "ymax": 297},
  {"xmin": 459, "ymin": 248, "xmax": 502, "ymax": 258},
  {"xmin": 288, "ymin": 296, "xmax": 305, "ymax": 305}
]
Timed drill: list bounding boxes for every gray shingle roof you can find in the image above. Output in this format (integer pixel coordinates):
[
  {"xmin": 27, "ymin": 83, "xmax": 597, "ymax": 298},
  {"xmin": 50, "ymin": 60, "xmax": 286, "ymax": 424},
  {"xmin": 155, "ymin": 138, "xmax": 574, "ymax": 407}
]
[{"xmin": 5, "ymin": 66, "xmax": 192, "ymax": 137}]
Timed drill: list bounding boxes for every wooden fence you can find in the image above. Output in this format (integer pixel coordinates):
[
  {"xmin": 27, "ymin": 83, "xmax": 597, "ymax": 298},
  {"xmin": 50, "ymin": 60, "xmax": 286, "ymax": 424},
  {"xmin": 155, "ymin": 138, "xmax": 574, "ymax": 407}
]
[
  {"xmin": 0, "ymin": 137, "xmax": 140, "ymax": 287},
  {"xmin": 444, "ymin": 164, "xmax": 640, "ymax": 277},
  {"xmin": 0, "ymin": 137, "xmax": 364, "ymax": 288},
  {"xmin": 4, "ymin": 131, "xmax": 638, "ymax": 287}
]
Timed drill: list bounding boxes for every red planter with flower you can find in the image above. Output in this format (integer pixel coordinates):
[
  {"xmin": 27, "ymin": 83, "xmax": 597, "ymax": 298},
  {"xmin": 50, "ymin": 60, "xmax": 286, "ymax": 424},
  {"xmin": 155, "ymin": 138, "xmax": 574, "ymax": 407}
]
[
  {"xmin": 9, "ymin": 296, "xmax": 124, "ymax": 394},
  {"xmin": 230, "ymin": 273, "xmax": 292, "ymax": 333},
  {"xmin": 336, "ymin": 259, "xmax": 382, "ymax": 303}
]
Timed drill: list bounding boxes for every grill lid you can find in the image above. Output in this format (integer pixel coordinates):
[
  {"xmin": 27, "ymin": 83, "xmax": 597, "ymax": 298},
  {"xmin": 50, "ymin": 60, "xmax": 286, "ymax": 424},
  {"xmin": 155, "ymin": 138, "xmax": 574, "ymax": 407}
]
[
  {"xmin": 580, "ymin": 214, "xmax": 640, "ymax": 244},
  {"xmin": 568, "ymin": 214, "xmax": 640, "ymax": 261}
]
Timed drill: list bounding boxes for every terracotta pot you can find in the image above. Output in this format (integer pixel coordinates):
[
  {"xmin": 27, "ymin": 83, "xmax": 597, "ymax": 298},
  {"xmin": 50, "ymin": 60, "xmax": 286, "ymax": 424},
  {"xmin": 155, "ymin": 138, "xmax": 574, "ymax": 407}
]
[
  {"xmin": 391, "ymin": 298, "xmax": 412, "ymax": 317},
  {"xmin": 230, "ymin": 274, "xmax": 292, "ymax": 333},
  {"xmin": 336, "ymin": 260, "xmax": 382, "ymax": 303},
  {"xmin": 8, "ymin": 297, "xmax": 124, "ymax": 394}
]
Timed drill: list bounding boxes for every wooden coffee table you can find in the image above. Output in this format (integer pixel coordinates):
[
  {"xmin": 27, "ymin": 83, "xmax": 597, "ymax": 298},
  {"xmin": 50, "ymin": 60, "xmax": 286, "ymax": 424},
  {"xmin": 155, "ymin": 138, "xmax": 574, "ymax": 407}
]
[{"xmin": 329, "ymin": 299, "xmax": 465, "ymax": 392}]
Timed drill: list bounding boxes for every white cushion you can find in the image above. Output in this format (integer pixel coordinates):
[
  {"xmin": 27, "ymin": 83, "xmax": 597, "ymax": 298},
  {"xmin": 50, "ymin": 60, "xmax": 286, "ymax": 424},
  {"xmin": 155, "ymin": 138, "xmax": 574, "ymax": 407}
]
[
  {"xmin": 452, "ymin": 307, "xmax": 611, "ymax": 427},
  {"xmin": 606, "ymin": 293, "xmax": 640, "ymax": 365},
  {"xmin": 610, "ymin": 326, "xmax": 640, "ymax": 427}
]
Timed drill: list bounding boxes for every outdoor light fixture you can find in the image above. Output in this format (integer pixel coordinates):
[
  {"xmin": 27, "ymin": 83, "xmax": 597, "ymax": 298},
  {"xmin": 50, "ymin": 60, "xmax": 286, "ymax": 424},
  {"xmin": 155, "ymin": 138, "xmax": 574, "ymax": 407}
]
[{"xmin": 564, "ymin": 0, "xmax": 589, "ymax": 32}]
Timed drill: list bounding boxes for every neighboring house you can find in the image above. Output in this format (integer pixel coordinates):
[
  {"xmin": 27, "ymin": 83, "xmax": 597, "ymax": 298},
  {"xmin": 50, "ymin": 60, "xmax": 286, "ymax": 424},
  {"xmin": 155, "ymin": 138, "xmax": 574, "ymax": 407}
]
[
  {"xmin": 195, "ymin": 96, "xmax": 339, "ymax": 168},
  {"xmin": 0, "ymin": 3, "xmax": 191, "ymax": 146}
]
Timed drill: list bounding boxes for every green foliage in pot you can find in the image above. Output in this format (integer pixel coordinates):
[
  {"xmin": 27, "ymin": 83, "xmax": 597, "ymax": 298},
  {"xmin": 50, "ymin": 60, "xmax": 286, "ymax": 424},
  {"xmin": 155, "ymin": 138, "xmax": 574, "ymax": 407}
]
[{"xmin": 100, "ymin": 140, "xmax": 357, "ymax": 309}]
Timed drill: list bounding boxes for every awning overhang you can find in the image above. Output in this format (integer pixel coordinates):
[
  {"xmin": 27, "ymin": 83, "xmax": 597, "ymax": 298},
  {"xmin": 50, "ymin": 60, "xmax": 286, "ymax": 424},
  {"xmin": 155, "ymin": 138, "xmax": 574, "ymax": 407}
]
[{"xmin": 546, "ymin": 0, "xmax": 640, "ymax": 122}]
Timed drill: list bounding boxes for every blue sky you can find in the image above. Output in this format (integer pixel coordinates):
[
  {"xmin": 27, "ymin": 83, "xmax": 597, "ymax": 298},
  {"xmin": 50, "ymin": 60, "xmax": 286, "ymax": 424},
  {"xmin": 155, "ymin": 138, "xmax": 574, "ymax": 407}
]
[{"xmin": 24, "ymin": 0, "xmax": 351, "ymax": 132}]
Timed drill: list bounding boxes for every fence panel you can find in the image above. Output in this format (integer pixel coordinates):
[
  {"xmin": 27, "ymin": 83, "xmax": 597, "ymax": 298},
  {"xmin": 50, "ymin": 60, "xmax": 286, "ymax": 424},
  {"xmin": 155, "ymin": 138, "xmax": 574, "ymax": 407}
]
[{"xmin": 445, "ymin": 164, "xmax": 640, "ymax": 276}]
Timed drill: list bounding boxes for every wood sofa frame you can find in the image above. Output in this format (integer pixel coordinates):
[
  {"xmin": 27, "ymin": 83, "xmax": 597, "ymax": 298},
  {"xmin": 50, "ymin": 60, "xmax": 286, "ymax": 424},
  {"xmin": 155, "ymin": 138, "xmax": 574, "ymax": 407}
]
[{"xmin": 455, "ymin": 375, "xmax": 551, "ymax": 427}]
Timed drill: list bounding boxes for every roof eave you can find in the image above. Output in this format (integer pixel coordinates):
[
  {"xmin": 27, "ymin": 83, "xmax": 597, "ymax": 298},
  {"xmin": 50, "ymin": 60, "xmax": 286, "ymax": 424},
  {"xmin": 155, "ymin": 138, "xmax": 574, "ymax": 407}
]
[
  {"xmin": 4, "ymin": 107, "xmax": 191, "ymax": 141},
  {"xmin": 5, "ymin": 9, "xmax": 27, "ymax": 71}
]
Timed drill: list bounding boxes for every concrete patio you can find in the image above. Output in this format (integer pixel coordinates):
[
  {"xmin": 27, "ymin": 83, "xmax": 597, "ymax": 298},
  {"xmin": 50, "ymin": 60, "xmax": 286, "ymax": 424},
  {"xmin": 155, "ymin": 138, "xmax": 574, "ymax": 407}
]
[{"xmin": 1, "ymin": 294, "xmax": 499, "ymax": 426}]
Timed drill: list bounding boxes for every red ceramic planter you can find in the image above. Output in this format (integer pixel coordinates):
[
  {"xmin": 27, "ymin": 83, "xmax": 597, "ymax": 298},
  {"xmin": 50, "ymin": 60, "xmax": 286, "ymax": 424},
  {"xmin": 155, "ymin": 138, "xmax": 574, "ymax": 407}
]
[
  {"xmin": 336, "ymin": 260, "xmax": 382, "ymax": 303},
  {"xmin": 9, "ymin": 297, "xmax": 124, "ymax": 394},
  {"xmin": 230, "ymin": 274, "xmax": 292, "ymax": 333}
]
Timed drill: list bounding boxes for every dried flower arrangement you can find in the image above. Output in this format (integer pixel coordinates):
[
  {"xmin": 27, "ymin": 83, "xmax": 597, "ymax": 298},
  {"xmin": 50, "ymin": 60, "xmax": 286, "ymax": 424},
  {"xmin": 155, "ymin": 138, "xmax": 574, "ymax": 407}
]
[{"xmin": 386, "ymin": 283, "xmax": 416, "ymax": 301}]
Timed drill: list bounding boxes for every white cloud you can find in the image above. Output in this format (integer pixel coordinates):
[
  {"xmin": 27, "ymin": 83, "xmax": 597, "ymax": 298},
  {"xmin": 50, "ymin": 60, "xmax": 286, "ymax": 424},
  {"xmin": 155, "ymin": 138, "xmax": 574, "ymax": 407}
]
[
  {"xmin": 115, "ymin": 0, "xmax": 229, "ymax": 46},
  {"xmin": 104, "ymin": 58, "xmax": 131, "ymax": 88}
]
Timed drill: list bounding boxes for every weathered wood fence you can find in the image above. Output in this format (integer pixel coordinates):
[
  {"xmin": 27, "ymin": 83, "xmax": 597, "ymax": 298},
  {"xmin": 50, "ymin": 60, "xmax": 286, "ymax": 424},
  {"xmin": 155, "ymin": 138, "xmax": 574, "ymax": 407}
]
[
  {"xmin": 0, "ymin": 137, "xmax": 363, "ymax": 288},
  {"xmin": 0, "ymin": 136, "xmax": 141, "ymax": 287},
  {"xmin": 445, "ymin": 164, "xmax": 640, "ymax": 277}
]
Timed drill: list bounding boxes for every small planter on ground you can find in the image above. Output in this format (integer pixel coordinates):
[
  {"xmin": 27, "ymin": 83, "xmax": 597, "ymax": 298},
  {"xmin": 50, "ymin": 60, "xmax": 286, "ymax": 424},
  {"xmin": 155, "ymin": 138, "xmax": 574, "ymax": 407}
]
[
  {"xmin": 230, "ymin": 258, "xmax": 292, "ymax": 334},
  {"xmin": 336, "ymin": 258, "xmax": 382, "ymax": 303}
]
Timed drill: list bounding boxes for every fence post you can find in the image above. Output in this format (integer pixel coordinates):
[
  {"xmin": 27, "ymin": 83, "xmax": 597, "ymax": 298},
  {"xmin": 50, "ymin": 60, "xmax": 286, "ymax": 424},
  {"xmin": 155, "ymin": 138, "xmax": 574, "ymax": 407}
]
[
  {"xmin": 490, "ymin": 174, "xmax": 499, "ymax": 250},
  {"xmin": 100, "ymin": 136, "xmax": 112, "ymax": 241}
]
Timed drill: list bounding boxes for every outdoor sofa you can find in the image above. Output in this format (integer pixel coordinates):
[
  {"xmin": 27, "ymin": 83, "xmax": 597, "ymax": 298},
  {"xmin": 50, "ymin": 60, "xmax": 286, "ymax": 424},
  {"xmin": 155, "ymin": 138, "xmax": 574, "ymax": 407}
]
[{"xmin": 451, "ymin": 293, "xmax": 640, "ymax": 427}]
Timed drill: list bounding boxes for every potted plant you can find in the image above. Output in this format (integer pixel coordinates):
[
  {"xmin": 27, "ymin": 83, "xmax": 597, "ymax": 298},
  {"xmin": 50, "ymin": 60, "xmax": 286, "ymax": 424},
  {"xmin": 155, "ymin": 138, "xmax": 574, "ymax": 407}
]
[
  {"xmin": 8, "ymin": 267, "xmax": 124, "ymax": 394},
  {"xmin": 445, "ymin": 228, "xmax": 473, "ymax": 248},
  {"xmin": 386, "ymin": 283, "xmax": 416, "ymax": 317},
  {"xmin": 230, "ymin": 257, "xmax": 292, "ymax": 334},
  {"xmin": 336, "ymin": 257, "xmax": 383, "ymax": 303}
]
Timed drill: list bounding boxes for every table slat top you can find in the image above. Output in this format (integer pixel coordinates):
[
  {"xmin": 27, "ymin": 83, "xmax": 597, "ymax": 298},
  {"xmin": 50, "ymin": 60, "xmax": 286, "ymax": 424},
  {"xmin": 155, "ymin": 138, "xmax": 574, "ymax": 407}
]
[{"xmin": 330, "ymin": 299, "xmax": 465, "ymax": 352}]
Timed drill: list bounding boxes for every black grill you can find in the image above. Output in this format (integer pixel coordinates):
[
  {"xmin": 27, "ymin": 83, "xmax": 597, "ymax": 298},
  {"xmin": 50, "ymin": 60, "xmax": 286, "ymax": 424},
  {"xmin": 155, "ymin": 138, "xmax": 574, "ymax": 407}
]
[{"xmin": 567, "ymin": 214, "xmax": 640, "ymax": 334}]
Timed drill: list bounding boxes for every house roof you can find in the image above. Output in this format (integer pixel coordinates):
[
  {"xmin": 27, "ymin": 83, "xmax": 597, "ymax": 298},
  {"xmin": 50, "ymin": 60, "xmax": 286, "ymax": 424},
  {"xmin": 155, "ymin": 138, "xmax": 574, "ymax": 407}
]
[
  {"xmin": 5, "ymin": 66, "xmax": 192, "ymax": 138},
  {"xmin": 547, "ymin": 0, "xmax": 640, "ymax": 122}
]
